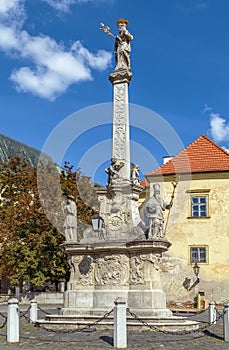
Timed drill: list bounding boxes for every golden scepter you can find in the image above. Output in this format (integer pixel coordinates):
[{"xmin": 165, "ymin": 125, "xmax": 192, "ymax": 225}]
[
  {"xmin": 164, "ymin": 179, "xmax": 178, "ymax": 235},
  {"xmin": 99, "ymin": 23, "xmax": 116, "ymax": 38}
]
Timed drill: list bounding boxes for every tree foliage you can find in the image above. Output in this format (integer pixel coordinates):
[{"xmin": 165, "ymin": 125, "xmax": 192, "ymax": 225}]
[{"xmin": 0, "ymin": 157, "xmax": 98, "ymax": 289}]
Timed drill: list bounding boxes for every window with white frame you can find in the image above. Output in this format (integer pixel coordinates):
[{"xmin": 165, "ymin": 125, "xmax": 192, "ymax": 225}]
[
  {"xmin": 186, "ymin": 189, "xmax": 210, "ymax": 218},
  {"xmin": 190, "ymin": 246, "xmax": 208, "ymax": 263},
  {"xmin": 191, "ymin": 196, "xmax": 207, "ymax": 217}
]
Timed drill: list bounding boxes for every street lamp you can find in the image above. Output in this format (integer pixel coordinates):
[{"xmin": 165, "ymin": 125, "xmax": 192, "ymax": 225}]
[
  {"xmin": 193, "ymin": 262, "xmax": 200, "ymax": 282},
  {"xmin": 91, "ymin": 213, "xmax": 104, "ymax": 232}
]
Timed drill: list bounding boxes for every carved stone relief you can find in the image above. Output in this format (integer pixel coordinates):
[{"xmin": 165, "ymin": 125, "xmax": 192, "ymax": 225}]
[
  {"xmin": 130, "ymin": 253, "xmax": 162, "ymax": 285},
  {"xmin": 95, "ymin": 254, "xmax": 129, "ymax": 286},
  {"xmin": 70, "ymin": 255, "xmax": 94, "ymax": 286},
  {"xmin": 113, "ymin": 84, "xmax": 127, "ymax": 160},
  {"xmin": 106, "ymin": 193, "xmax": 130, "ymax": 232},
  {"xmin": 130, "ymin": 255, "xmax": 144, "ymax": 285},
  {"xmin": 67, "ymin": 256, "xmax": 76, "ymax": 282},
  {"xmin": 77, "ymin": 256, "xmax": 92, "ymax": 284},
  {"xmin": 140, "ymin": 253, "xmax": 162, "ymax": 271}
]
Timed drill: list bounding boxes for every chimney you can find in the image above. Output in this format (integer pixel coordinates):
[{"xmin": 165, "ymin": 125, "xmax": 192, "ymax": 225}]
[{"xmin": 163, "ymin": 156, "xmax": 173, "ymax": 164}]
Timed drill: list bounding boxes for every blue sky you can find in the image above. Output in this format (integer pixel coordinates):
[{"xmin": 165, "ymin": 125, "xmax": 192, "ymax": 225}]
[{"xmin": 1, "ymin": 0, "xmax": 229, "ymax": 185}]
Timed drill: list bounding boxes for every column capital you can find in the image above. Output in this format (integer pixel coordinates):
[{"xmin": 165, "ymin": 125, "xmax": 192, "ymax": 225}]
[{"xmin": 109, "ymin": 68, "xmax": 132, "ymax": 85}]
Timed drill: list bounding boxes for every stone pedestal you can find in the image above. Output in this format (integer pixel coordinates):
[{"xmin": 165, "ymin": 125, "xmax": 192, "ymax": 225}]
[{"xmin": 60, "ymin": 239, "xmax": 172, "ymax": 318}]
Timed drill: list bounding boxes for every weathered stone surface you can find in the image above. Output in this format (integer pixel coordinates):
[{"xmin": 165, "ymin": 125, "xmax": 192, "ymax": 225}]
[
  {"xmin": 160, "ymin": 253, "xmax": 197, "ymax": 302},
  {"xmin": 60, "ymin": 240, "xmax": 172, "ymax": 317},
  {"xmin": 109, "ymin": 68, "xmax": 132, "ymax": 85},
  {"xmin": 160, "ymin": 253, "xmax": 229, "ymax": 304}
]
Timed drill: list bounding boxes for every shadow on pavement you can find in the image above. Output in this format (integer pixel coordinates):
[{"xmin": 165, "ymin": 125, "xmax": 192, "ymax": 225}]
[
  {"xmin": 204, "ymin": 329, "xmax": 224, "ymax": 341},
  {"xmin": 100, "ymin": 335, "xmax": 113, "ymax": 346}
]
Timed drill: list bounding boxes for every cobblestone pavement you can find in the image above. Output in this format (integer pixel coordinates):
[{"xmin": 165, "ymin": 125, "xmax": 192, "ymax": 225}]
[{"xmin": 0, "ymin": 304, "xmax": 228, "ymax": 350}]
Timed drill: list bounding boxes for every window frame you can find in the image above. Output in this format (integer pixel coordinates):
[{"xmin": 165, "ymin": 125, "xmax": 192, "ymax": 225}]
[
  {"xmin": 189, "ymin": 245, "xmax": 208, "ymax": 265},
  {"xmin": 191, "ymin": 195, "xmax": 207, "ymax": 217},
  {"xmin": 186, "ymin": 189, "xmax": 210, "ymax": 219}
]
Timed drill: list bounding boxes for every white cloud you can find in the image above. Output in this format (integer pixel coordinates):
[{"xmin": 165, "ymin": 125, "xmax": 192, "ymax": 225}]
[
  {"xmin": 9, "ymin": 34, "xmax": 94, "ymax": 100},
  {"xmin": 0, "ymin": 0, "xmax": 112, "ymax": 100},
  {"xmin": 42, "ymin": 0, "xmax": 100, "ymax": 13},
  {"xmin": 42, "ymin": 0, "xmax": 77, "ymax": 12},
  {"xmin": 222, "ymin": 146, "xmax": 229, "ymax": 153},
  {"xmin": 0, "ymin": 0, "xmax": 25, "ymax": 28},
  {"xmin": 209, "ymin": 112, "xmax": 229, "ymax": 143},
  {"xmin": 0, "ymin": 24, "xmax": 19, "ymax": 50},
  {"xmin": 0, "ymin": 0, "xmax": 21, "ymax": 15},
  {"xmin": 11, "ymin": 66, "xmax": 89, "ymax": 100},
  {"xmin": 71, "ymin": 41, "xmax": 113, "ymax": 71}
]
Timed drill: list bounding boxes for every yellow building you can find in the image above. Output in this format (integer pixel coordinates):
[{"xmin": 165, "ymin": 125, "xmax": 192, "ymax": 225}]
[{"xmin": 144, "ymin": 135, "xmax": 229, "ymax": 305}]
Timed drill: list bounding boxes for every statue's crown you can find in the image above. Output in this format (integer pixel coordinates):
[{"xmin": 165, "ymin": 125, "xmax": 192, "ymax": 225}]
[
  {"xmin": 116, "ymin": 18, "xmax": 129, "ymax": 27},
  {"xmin": 153, "ymin": 184, "xmax": 160, "ymax": 192}
]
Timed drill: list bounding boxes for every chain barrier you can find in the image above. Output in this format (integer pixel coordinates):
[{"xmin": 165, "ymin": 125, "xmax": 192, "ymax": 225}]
[
  {"xmin": 213, "ymin": 300, "xmax": 224, "ymax": 317},
  {"xmin": 19, "ymin": 307, "xmax": 35, "ymax": 324},
  {"xmin": 214, "ymin": 309, "xmax": 225, "ymax": 323},
  {"xmin": 36, "ymin": 308, "xmax": 114, "ymax": 334},
  {"xmin": 126, "ymin": 308, "xmax": 225, "ymax": 337},
  {"xmin": 19, "ymin": 305, "xmax": 31, "ymax": 319},
  {"xmin": 37, "ymin": 305, "xmax": 52, "ymax": 315},
  {"xmin": 216, "ymin": 308, "xmax": 223, "ymax": 317},
  {"xmin": 0, "ymin": 312, "xmax": 7, "ymax": 329},
  {"xmin": 19, "ymin": 305, "xmax": 57, "ymax": 324}
]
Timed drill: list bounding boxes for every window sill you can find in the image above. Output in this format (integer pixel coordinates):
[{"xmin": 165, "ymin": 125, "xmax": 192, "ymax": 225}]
[
  {"xmin": 187, "ymin": 216, "xmax": 211, "ymax": 219},
  {"xmin": 189, "ymin": 262, "xmax": 208, "ymax": 265}
]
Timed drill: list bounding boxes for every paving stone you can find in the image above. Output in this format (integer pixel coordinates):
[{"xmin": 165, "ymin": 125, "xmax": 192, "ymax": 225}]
[{"xmin": 0, "ymin": 305, "xmax": 228, "ymax": 349}]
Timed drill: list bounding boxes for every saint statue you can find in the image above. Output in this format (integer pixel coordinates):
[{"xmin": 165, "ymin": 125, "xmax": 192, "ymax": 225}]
[
  {"xmin": 63, "ymin": 195, "xmax": 78, "ymax": 242},
  {"xmin": 114, "ymin": 18, "xmax": 133, "ymax": 71},
  {"xmin": 105, "ymin": 158, "xmax": 125, "ymax": 185},
  {"xmin": 131, "ymin": 164, "xmax": 140, "ymax": 185},
  {"xmin": 145, "ymin": 184, "xmax": 172, "ymax": 239}
]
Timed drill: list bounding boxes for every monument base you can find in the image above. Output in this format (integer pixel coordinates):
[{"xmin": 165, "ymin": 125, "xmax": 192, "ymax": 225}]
[
  {"xmin": 60, "ymin": 289, "xmax": 172, "ymax": 318},
  {"xmin": 57, "ymin": 239, "xmax": 173, "ymax": 318},
  {"xmin": 36, "ymin": 241, "xmax": 199, "ymax": 331}
]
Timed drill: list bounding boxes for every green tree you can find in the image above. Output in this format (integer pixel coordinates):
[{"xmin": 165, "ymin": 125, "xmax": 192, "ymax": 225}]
[{"xmin": 0, "ymin": 157, "xmax": 98, "ymax": 289}]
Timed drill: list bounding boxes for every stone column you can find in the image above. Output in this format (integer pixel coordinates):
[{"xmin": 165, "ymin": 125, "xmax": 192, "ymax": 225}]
[{"xmin": 109, "ymin": 70, "xmax": 132, "ymax": 181}]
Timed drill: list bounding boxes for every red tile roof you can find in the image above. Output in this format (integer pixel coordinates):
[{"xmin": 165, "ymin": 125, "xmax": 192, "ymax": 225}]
[
  {"xmin": 146, "ymin": 135, "xmax": 229, "ymax": 176},
  {"xmin": 140, "ymin": 179, "xmax": 149, "ymax": 187}
]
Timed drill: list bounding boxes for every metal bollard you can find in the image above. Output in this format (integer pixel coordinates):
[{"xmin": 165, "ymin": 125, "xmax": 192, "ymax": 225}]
[
  {"xmin": 209, "ymin": 301, "xmax": 216, "ymax": 325},
  {"xmin": 30, "ymin": 299, "xmax": 37, "ymax": 323},
  {"xmin": 7, "ymin": 298, "xmax": 19, "ymax": 343},
  {"xmin": 113, "ymin": 299, "xmax": 127, "ymax": 349},
  {"xmin": 196, "ymin": 292, "xmax": 201, "ymax": 309},
  {"xmin": 224, "ymin": 303, "xmax": 229, "ymax": 342}
]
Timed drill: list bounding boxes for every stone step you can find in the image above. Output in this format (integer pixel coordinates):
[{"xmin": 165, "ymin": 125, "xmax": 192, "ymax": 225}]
[{"xmin": 36, "ymin": 315, "xmax": 200, "ymax": 332}]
